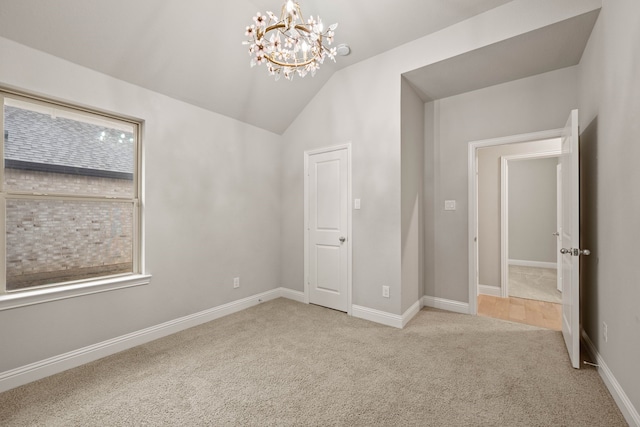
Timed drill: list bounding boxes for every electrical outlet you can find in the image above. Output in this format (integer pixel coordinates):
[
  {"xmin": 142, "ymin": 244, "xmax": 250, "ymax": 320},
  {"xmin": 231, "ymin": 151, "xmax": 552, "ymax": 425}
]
[
  {"xmin": 382, "ymin": 285, "xmax": 390, "ymax": 298},
  {"xmin": 233, "ymin": 277, "xmax": 240, "ymax": 289},
  {"xmin": 603, "ymin": 321, "xmax": 608, "ymax": 343}
]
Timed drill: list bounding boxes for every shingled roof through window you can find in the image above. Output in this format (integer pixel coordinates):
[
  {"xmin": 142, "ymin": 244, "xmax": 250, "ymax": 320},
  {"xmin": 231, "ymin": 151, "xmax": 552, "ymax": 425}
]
[{"xmin": 4, "ymin": 106, "xmax": 134, "ymax": 179}]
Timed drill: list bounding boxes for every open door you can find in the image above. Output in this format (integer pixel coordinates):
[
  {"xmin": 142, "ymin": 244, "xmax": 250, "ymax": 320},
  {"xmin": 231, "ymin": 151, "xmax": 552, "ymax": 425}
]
[{"xmin": 560, "ymin": 109, "xmax": 589, "ymax": 369}]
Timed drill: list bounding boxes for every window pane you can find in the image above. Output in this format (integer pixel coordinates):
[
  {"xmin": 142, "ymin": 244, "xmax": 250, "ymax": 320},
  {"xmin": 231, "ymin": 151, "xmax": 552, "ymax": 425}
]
[
  {"xmin": 4, "ymin": 98, "xmax": 135, "ymax": 197},
  {"xmin": 6, "ymin": 199, "xmax": 133, "ymax": 291}
]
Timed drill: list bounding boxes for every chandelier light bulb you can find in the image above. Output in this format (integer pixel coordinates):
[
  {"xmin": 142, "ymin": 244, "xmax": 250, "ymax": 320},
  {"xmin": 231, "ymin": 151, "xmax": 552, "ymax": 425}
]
[
  {"xmin": 286, "ymin": 0, "xmax": 295, "ymax": 13},
  {"xmin": 244, "ymin": 0, "xmax": 338, "ymax": 81}
]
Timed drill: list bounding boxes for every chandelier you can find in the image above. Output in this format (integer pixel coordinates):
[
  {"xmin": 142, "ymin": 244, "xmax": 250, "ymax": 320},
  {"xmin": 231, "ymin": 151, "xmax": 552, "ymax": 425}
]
[{"xmin": 244, "ymin": 0, "xmax": 338, "ymax": 81}]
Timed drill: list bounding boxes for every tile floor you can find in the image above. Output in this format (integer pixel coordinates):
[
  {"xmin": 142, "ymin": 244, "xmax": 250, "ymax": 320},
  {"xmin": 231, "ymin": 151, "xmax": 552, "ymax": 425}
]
[{"xmin": 508, "ymin": 265, "xmax": 561, "ymax": 304}]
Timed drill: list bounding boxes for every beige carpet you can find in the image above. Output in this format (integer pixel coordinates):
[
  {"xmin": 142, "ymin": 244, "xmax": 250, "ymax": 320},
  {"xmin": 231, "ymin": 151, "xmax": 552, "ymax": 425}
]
[
  {"xmin": 0, "ymin": 299, "xmax": 626, "ymax": 426},
  {"xmin": 509, "ymin": 265, "xmax": 562, "ymax": 304}
]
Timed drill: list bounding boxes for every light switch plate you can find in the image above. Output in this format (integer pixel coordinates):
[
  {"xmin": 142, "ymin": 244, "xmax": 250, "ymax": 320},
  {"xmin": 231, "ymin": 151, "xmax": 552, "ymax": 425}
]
[
  {"xmin": 354, "ymin": 199, "xmax": 361, "ymax": 210},
  {"xmin": 445, "ymin": 200, "xmax": 456, "ymax": 211}
]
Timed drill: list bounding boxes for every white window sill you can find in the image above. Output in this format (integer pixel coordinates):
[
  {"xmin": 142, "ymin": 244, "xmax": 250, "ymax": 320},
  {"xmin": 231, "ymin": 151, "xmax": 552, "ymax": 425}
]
[{"xmin": 0, "ymin": 274, "xmax": 152, "ymax": 311}]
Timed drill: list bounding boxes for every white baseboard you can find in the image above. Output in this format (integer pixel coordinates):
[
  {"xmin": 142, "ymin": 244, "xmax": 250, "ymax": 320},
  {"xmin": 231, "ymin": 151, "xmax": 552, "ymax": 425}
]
[
  {"xmin": 581, "ymin": 331, "xmax": 640, "ymax": 427},
  {"xmin": 509, "ymin": 259, "xmax": 556, "ymax": 269},
  {"xmin": 478, "ymin": 284, "xmax": 501, "ymax": 297},
  {"xmin": 352, "ymin": 304, "xmax": 404, "ymax": 329},
  {"xmin": 422, "ymin": 296, "xmax": 470, "ymax": 315},
  {"xmin": 279, "ymin": 287, "xmax": 305, "ymax": 303},
  {"xmin": 402, "ymin": 300, "xmax": 422, "ymax": 328},
  {"xmin": 0, "ymin": 287, "xmax": 292, "ymax": 394}
]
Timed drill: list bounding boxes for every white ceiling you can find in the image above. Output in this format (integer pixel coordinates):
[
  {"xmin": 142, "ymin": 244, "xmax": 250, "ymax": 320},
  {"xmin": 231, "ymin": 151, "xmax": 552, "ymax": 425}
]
[{"xmin": 0, "ymin": 1, "xmax": 596, "ymax": 134}]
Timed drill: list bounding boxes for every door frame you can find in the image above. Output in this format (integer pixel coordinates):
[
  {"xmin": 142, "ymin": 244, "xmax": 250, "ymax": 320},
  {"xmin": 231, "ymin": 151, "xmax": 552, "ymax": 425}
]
[
  {"xmin": 556, "ymin": 163, "xmax": 563, "ymax": 292},
  {"xmin": 304, "ymin": 143, "xmax": 353, "ymax": 315},
  {"xmin": 500, "ymin": 150, "xmax": 561, "ymax": 298},
  {"xmin": 468, "ymin": 129, "xmax": 563, "ymax": 315}
]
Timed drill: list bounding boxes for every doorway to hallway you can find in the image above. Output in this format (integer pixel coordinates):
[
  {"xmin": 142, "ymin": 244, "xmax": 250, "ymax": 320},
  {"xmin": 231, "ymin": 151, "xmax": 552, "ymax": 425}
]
[{"xmin": 476, "ymin": 141, "xmax": 562, "ymax": 330}]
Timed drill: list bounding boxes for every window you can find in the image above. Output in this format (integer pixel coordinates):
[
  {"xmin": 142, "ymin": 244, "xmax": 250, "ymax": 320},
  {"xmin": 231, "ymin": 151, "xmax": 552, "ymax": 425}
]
[{"xmin": 0, "ymin": 90, "xmax": 146, "ymax": 304}]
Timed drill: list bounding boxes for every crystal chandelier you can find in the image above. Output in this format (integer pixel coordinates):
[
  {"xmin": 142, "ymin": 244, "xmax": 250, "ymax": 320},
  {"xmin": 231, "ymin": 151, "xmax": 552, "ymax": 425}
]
[{"xmin": 244, "ymin": 0, "xmax": 338, "ymax": 81}]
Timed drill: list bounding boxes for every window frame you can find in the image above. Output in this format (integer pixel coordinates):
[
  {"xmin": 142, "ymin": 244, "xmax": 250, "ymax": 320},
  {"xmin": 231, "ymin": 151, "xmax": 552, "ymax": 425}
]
[{"xmin": 0, "ymin": 88, "xmax": 150, "ymax": 311}]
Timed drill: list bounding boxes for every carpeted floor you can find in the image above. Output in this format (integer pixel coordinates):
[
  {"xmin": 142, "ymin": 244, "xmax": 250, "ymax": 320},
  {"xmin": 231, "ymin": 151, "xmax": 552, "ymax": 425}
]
[
  {"xmin": 0, "ymin": 298, "xmax": 626, "ymax": 426},
  {"xmin": 509, "ymin": 266, "xmax": 562, "ymax": 304}
]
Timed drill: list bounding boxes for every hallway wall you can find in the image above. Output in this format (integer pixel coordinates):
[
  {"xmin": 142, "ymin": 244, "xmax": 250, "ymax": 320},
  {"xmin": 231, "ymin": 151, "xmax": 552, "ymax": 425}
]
[{"xmin": 509, "ymin": 157, "xmax": 558, "ymax": 264}]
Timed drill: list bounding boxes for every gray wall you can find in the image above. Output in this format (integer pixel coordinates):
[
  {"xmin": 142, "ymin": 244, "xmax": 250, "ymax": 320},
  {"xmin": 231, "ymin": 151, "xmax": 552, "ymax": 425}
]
[
  {"xmin": 280, "ymin": 59, "xmax": 403, "ymax": 315},
  {"xmin": 508, "ymin": 157, "xmax": 558, "ymax": 263},
  {"xmin": 427, "ymin": 67, "xmax": 578, "ymax": 302},
  {"xmin": 0, "ymin": 37, "xmax": 282, "ymax": 372},
  {"xmin": 578, "ymin": 0, "xmax": 640, "ymax": 412},
  {"xmin": 424, "ymin": 102, "xmax": 436, "ymax": 299},
  {"xmin": 400, "ymin": 79, "xmax": 424, "ymax": 313},
  {"xmin": 477, "ymin": 139, "xmax": 561, "ymax": 287}
]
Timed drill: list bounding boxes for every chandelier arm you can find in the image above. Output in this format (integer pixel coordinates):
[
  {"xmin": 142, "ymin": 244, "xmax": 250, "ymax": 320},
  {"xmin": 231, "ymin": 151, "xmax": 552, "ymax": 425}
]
[
  {"xmin": 260, "ymin": 23, "xmax": 322, "ymax": 67},
  {"xmin": 264, "ymin": 22, "xmax": 311, "ymax": 35}
]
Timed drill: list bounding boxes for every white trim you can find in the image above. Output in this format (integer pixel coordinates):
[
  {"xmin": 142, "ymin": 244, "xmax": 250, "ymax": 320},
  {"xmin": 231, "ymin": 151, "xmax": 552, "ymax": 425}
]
[
  {"xmin": 279, "ymin": 287, "xmax": 305, "ymax": 303},
  {"xmin": 500, "ymin": 149, "xmax": 561, "ymax": 298},
  {"xmin": 0, "ymin": 274, "xmax": 152, "ymax": 311},
  {"xmin": 468, "ymin": 141, "xmax": 478, "ymax": 315},
  {"xmin": 303, "ymin": 143, "xmax": 353, "ymax": 315},
  {"xmin": 348, "ymin": 300, "xmax": 423, "ymax": 329},
  {"xmin": 422, "ymin": 296, "xmax": 470, "ymax": 315},
  {"xmin": 501, "ymin": 156, "xmax": 509, "ymax": 297},
  {"xmin": 478, "ymin": 284, "xmax": 501, "ymax": 297},
  {"xmin": 582, "ymin": 331, "xmax": 640, "ymax": 427},
  {"xmin": 402, "ymin": 300, "xmax": 422, "ymax": 328},
  {"xmin": 469, "ymin": 129, "xmax": 563, "ymax": 314},
  {"xmin": 0, "ymin": 287, "xmax": 291, "ymax": 393},
  {"xmin": 508, "ymin": 259, "xmax": 556, "ymax": 269},
  {"xmin": 351, "ymin": 304, "xmax": 404, "ymax": 329}
]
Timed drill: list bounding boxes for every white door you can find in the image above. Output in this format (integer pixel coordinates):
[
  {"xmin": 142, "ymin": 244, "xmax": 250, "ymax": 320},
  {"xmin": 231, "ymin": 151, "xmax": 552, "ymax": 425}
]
[
  {"xmin": 560, "ymin": 109, "xmax": 589, "ymax": 369},
  {"xmin": 556, "ymin": 163, "xmax": 563, "ymax": 292},
  {"xmin": 306, "ymin": 147, "xmax": 349, "ymax": 312}
]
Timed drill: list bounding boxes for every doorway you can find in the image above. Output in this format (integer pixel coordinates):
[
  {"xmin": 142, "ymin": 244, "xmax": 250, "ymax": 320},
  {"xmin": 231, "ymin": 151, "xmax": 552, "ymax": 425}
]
[
  {"xmin": 470, "ymin": 113, "xmax": 584, "ymax": 368},
  {"xmin": 500, "ymin": 152, "xmax": 561, "ymax": 305},
  {"xmin": 304, "ymin": 144, "xmax": 352, "ymax": 314},
  {"xmin": 467, "ymin": 129, "xmax": 563, "ymax": 328}
]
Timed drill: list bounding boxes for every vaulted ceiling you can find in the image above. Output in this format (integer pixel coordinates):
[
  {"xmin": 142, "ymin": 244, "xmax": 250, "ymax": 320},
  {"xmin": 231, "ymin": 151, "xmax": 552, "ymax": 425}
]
[{"xmin": 0, "ymin": 1, "xmax": 597, "ymax": 134}]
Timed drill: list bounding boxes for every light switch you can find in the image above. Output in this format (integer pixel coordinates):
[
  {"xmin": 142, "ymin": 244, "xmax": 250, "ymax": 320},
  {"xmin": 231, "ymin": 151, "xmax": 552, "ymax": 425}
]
[
  {"xmin": 354, "ymin": 199, "xmax": 361, "ymax": 210},
  {"xmin": 444, "ymin": 200, "xmax": 456, "ymax": 211}
]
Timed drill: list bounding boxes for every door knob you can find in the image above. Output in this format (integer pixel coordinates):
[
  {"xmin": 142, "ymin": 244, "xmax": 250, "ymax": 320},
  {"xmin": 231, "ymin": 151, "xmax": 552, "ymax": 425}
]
[
  {"xmin": 552, "ymin": 232, "xmax": 560, "ymax": 236},
  {"xmin": 339, "ymin": 236, "xmax": 346, "ymax": 243},
  {"xmin": 561, "ymin": 248, "xmax": 591, "ymax": 256}
]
